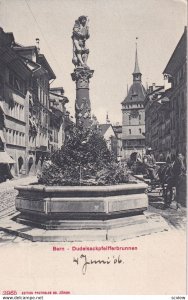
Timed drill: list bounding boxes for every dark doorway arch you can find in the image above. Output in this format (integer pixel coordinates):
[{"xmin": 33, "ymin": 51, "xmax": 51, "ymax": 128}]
[
  {"xmin": 28, "ymin": 157, "xmax": 34, "ymax": 172},
  {"xmin": 18, "ymin": 156, "xmax": 23, "ymax": 173}
]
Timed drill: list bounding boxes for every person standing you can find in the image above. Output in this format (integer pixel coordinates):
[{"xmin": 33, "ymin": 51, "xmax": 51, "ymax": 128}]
[
  {"xmin": 143, "ymin": 148, "xmax": 157, "ymax": 180},
  {"xmin": 172, "ymin": 152, "xmax": 186, "ymax": 209}
]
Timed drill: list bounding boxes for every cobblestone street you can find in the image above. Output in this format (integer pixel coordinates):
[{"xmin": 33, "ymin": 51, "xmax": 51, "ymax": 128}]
[
  {"xmin": 0, "ymin": 176, "xmax": 37, "ymax": 217},
  {"xmin": 148, "ymin": 192, "xmax": 187, "ymax": 231}
]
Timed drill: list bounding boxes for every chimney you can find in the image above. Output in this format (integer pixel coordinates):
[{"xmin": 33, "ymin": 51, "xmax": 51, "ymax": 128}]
[{"xmin": 36, "ymin": 38, "xmax": 40, "ymax": 53}]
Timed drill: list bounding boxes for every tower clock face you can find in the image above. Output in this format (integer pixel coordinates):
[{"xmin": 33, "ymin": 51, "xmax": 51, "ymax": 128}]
[{"xmin": 130, "ymin": 109, "xmax": 139, "ymax": 118}]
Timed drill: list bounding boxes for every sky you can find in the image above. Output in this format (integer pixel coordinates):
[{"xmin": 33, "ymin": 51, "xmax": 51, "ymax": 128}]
[{"xmin": 0, "ymin": 0, "xmax": 187, "ymax": 124}]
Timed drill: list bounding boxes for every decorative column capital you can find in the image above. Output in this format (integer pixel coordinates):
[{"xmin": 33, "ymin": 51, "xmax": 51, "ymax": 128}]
[{"xmin": 71, "ymin": 68, "xmax": 94, "ymax": 89}]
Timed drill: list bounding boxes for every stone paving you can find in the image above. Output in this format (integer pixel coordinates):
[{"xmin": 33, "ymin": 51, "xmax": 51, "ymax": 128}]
[
  {"xmin": 148, "ymin": 192, "xmax": 187, "ymax": 230},
  {"xmin": 0, "ymin": 176, "xmax": 37, "ymax": 214}
]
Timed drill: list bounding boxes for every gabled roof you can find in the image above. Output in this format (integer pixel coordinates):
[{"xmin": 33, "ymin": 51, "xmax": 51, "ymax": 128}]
[
  {"xmin": 99, "ymin": 124, "xmax": 111, "ymax": 136},
  {"xmin": 163, "ymin": 27, "xmax": 187, "ymax": 76},
  {"xmin": 0, "ymin": 46, "xmax": 32, "ymax": 79},
  {"xmin": 98, "ymin": 123, "xmax": 117, "ymax": 138},
  {"xmin": 14, "ymin": 46, "xmax": 56, "ymax": 80},
  {"xmin": 38, "ymin": 54, "xmax": 56, "ymax": 80}
]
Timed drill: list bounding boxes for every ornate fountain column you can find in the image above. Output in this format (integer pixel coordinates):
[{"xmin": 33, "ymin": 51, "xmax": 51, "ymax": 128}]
[{"xmin": 71, "ymin": 16, "xmax": 94, "ymax": 128}]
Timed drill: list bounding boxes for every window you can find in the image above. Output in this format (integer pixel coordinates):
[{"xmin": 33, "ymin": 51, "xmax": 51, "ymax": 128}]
[
  {"xmin": 6, "ymin": 129, "xmax": 9, "ymax": 143},
  {"xmin": 22, "ymin": 133, "xmax": 25, "ymax": 146},
  {"xmin": 9, "ymin": 129, "xmax": 12, "ymax": 143},
  {"xmin": 139, "ymin": 114, "xmax": 141, "ymax": 124},
  {"xmin": 13, "ymin": 131, "xmax": 15, "ymax": 144},
  {"xmin": 129, "ymin": 129, "xmax": 131, "ymax": 134},
  {"xmin": 8, "ymin": 102, "xmax": 25, "ymax": 121},
  {"xmin": 20, "ymin": 106, "xmax": 24, "ymax": 121},
  {"xmin": 19, "ymin": 133, "xmax": 22, "ymax": 145},
  {"xmin": 16, "ymin": 131, "xmax": 19, "ymax": 144},
  {"xmin": 139, "ymin": 128, "xmax": 141, "ymax": 134},
  {"xmin": 54, "ymin": 129, "xmax": 58, "ymax": 143},
  {"xmin": 9, "ymin": 70, "xmax": 26, "ymax": 94}
]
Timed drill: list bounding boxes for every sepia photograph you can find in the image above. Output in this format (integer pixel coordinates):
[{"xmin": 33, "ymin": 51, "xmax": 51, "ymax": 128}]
[{"xmin": 0, "ymin": 0, "xmax": 187, "ymax": 297}]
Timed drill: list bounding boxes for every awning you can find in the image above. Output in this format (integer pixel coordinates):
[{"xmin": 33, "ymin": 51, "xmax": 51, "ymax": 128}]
[{"xmin": 0, "ymin": 151, "xmax": 15, "ymax": 164}]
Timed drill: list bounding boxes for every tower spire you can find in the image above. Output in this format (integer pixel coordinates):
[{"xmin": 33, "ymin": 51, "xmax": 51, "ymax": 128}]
[
  {"xmin": 132, "ymin": 37, "xmax": 142, "ymax": 82},
  {"xmin": 106, "ymin": 112, "xmax": 110, "ymax": 124}
]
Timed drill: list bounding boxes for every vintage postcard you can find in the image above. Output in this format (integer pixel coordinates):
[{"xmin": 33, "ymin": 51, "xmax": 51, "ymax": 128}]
[{"xmin": 0, "ymin": 0, "xmax": 187, "ymax": 298}]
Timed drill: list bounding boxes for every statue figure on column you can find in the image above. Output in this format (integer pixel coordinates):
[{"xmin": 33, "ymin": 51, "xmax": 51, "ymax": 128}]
[{"xmin": 72, "ymin": 16, "xmax": 90, "ymax": 68}]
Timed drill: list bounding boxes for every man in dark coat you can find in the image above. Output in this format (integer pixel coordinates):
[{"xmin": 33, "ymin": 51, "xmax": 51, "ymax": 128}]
[{"xmin": 172, "ymin": 152, "xmax": 186, "ymax": 208}]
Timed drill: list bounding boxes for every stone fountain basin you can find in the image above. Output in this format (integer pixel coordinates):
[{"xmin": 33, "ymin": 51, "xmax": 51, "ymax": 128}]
[
  {"xmin": 16, "ymin": 183, "xmax": 148, "ymax": 220},
  {"xmin": 9, "ymin": 182, "xmax": 168, "ymax": 241},
  {"xmin": 15, "ymin": 183, "xmax": 148, "ymax": 229}
]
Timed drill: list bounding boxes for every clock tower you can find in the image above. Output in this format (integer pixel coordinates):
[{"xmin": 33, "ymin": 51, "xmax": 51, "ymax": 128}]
[{"xmin": 121, "ymin": 42, "xmax": 146, "ymax": 160}]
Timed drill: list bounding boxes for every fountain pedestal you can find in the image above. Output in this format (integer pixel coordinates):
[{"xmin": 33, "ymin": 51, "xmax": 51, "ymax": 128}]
[{"xmin": 71, "ymin": 67, "xmax": 94, "ymax": 128}]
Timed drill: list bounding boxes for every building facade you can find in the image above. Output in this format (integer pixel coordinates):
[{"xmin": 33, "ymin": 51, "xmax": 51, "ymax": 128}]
[
  {"xmin": 144, "ymin": 85, "xmax": 171, "ymax": 161},
  {"xmin": 144, "ymin": 27, "xmax": 187, "ymax": 162},
  {"xmin": 163, "ymin": 27, "xmax": 187, "ymax": 159},
  {"xmin": 121, "ymin": 45, "xmax": 146, "ymax": 160},
  {"xmin": 113, "ymin": 124, "xmax": 122, "ymax": 162},
  {"xmin": 0, "ymin": 28, "xmax": 68, "ymax": 177},
  {"xmin": 49, "ymin": 87, "xmax": 69, "ymax": 152}
]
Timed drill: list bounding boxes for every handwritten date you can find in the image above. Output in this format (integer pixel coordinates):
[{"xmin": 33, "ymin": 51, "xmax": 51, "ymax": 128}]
[{"xmin": 73, "ymin": 254, "xmax": 124, "ymax": 275}]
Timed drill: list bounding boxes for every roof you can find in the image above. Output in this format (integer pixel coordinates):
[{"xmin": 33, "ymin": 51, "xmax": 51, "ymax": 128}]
[
  {"xmin": 0, "ymin": 28, "xmax": 14, "ymax": 47},
  {"xmin": 0, "ymin": 46, "xmax": 32, "ymax": 79},
  {"xmin": 13, "ymin": 46, "xmax": 37, "ymax": 51},
  {"xmin": 99, "ymin": 124, "xmax": 117, "ymax": 138},
  {"xmin": 49, "ymin": 91, "xmax": 69, "ymax": 105},
  {"xmin": 38, "ymin": 54, "xmax": 56, "ymax": 80},
  {"xmin": 14, "ymin": 47, "xmax": 56, "ymax": 80},
  {"xmin": 163, "ymin": 27, "xmax": 187, "ymax": 76},
  {"xmin": 133, "ymin": 46, "xmax": 141, "ymax": 74},
  {"xmin": 122, "ymin": 81, "xmax": 146, "ymax": 104},
  {"xmin": 144, "ymin": 85, "xmax": 164, "ymax": 107},
  {"xmin": 113, "ymin": 125, "xmax": 122, "ymax": 134},
  {"xmin": 50, "ymin": 87, "xmax": 65, "ymax": 92},
  {"xmin": 98, "ymin": 124, "xmax": 111, "ymax": 136}
]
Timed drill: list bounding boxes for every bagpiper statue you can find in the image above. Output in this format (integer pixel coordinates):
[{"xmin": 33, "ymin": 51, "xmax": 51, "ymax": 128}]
[{"xmin": 72, "ymin": 16, "xmax": 90, "ymax": 68}]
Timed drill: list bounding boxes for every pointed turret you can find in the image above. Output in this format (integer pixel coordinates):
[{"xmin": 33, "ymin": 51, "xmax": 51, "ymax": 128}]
[
  {"xmin": 106, "ymin": 112, "xmax": 110, "ymax": 124},
  {"xmin": 132, "ymin": 40, "xmax": 142, "ymax": 82}
]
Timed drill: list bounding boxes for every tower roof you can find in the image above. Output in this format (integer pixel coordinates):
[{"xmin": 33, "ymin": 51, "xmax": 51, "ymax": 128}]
[
  {"xmin": 133, "ymin": 45, "xmax": 141, "ymax": 74},
  {"xmin": 122, "ymin": 40, "xmax": 145, "ymax": 105},
  {"xmin": 122, "ymin": 82, "xmax": 146, "ymax": 105},
  {"xmin": 132, "ymin": 41, "xmax": 142, "ymax": 82}
]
